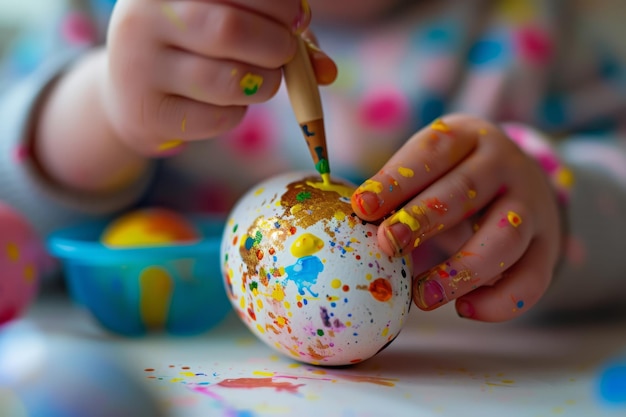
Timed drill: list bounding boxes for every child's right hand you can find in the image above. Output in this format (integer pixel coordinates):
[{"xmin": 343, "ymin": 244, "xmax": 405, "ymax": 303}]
[{"xmin": 103, "ymin": 0, "xmax": 325, "ymax": 155}]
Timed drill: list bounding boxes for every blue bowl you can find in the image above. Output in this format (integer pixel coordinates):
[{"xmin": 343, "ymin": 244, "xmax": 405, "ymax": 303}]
[{"xmin": 47, "ymin": 216, "xmax": 232, "ymax": 336}]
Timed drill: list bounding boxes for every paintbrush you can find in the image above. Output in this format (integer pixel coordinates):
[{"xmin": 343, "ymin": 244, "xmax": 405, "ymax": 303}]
[{"xmin": 283, "ymin": 36, "xmax": 331, "ymax": 184}]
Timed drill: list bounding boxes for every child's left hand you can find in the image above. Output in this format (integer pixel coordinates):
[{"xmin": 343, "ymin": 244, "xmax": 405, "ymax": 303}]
[{"xmin": 351, "ymin": 114, "xmax": 563, "ymax": 322}]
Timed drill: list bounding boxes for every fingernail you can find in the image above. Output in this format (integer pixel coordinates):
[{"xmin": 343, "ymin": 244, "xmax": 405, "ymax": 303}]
[
  {"xmin": 456, "ymin": 300, "xmax": 475, "ymax": 319},
  {"xmin": 352, "ymin": 191, "xmax": 381, "ymax": 216},
  {"xmin": 292, "ymin": 0, "xmax": 311, "ymax": 35},
  {"xmin": 414, "ymin": 278, "xmax": 446, "ymax": 310},
  {"xmin": 384, "ymin": 223, "xmax": 413, "ymax": 255}
]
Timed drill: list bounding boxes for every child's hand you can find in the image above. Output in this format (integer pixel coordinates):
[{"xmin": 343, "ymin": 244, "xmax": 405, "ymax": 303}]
[
  {"xmin": 103, "ymin": 0, "xmax": 334, "ymax": 155},
  {"xmin": 351, "ymin": 114, "xmax": 563, "ymax": 322}
]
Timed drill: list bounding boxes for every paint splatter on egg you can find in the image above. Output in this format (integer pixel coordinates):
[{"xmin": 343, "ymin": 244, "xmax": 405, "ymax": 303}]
[
  {"xmin": 221, "ymin": 172, "xmax": 413, "ymax": 366},
  {"xmin": 101, "ymin": 208, "xmax": 200, "ymax": 247}
]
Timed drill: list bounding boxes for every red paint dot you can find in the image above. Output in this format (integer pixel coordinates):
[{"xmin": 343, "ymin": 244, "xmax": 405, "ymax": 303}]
[
  {"xmin": 516, "ymin": 26, "xmax": 553, "ymax": 65},
  {"xmin": 342, "ymin": 285, "xmax": 350, "ymax": 292},
  {"xmin": 256, "ymin": 249, "xmax": 264, "ymax": 260},
  {"xmin": 359, "ymin": 89, "xmax": 410, "ymax": 130},
  {"xmin": 289, "ymin": 227, "xmax": 297, "ymax": 235},
  {"xmin": 62, "ymin": 12, "xmax": 96, "ymax": 45},
  {"xmin": 369, "ymin": 278, "xmax": 392, "ymax": 302}
]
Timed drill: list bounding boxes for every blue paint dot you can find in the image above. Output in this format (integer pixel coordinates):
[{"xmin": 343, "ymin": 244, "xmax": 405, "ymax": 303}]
[
  {"xmin": 468, "ymin": 39, "xmax": 504, "ymax": 65},
  {"xmin": 539, "ymin": 94, "xmax": 567, "ymax": 127},
  {"xmin": 330, "ymin": 302, "xmax": 336, "ymax": 308},
  {"xmin": 244, "ymin": 237, "xmax": 255, "ymax": 250},
  {"xmin": 303, "ymin": 299, "xmax": 308, "ymax": 305},
  {"xmin": 516, "ymin": 300, "xmax": 525, "ymax": 309},
  {"xmin": 599, "ymin": 363, "xmax": 626, "ymax": 404}
]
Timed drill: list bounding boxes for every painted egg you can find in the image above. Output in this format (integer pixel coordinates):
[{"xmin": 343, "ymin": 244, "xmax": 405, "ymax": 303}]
[
  {"xmin": 101, "ymin": 207, "xmax": 200, "ymax": 247},
  {"xmin": 0, "ymin": 203, "xmax": 43, "ymax": 325},
  {"xmin": 221, "ymin": 172, "xmax": 413, "ymax": 366}
]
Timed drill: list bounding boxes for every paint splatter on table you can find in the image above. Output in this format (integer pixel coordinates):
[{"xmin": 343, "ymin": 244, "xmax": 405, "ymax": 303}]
[{"xmin": 14, "ymin": 291, "xmax": 626, "ymax": 417}]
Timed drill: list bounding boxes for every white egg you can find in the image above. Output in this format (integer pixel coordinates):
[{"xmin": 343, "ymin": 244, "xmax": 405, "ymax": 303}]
[{"xmin": 221, "ymin": 171, "xmax": 413, "ymax": 366}]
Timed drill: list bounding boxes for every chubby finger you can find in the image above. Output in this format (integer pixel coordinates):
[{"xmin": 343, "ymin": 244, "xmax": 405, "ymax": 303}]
[
  {"xmin": 155, "ymin": 2, "xmax": 299, "ymax": 68},
  {"xmin": 155, "ymin": 49, "xmax": 282, "ymax": 105},
  {"xmin": 412, "ymin": 198, "xmax": 533, "ymax": 311},
  {"xmin": 351, "ymin": 116, "xmax": 489, "ymax": 222},
  {"xmin": 116, "ymin": 93, "xmax": 247, "ymax": 156},
  {"xmin": 454, "ymin": 239, "xmax": 554, "ymax": 322},
  {"xmin": 375, "ymin": 147, "xmax": 506, "ymax": 257}
]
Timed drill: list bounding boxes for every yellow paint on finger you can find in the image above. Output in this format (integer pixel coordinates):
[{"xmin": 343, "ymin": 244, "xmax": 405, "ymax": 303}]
[
  {"xmin": 161, "ymin": 4, "xmax": 186, "ymax": 31},
  {"xmin": 158, "ymin": 140, "xmax": 183, "ymax": 151},
  {"xmin": 240, "ymin": 73, "xmax": 264, "ymax": 96},
  {"xmin": 139, "ymin": 266, "xmax": 173, "ymax": 329},
  {"xmin": 430, "ymin": 118, "xmax": 451, "ymax": 133},
  {"xmin": 388, "ymin": 209, "xmax": 420, "ymax": 232},
  {"xmin": 397, "ymin": 166, "xmax": 414, "ymax": 178},
  {"xmin": 507, "ymin": 211, "xmax": 522, "ymax": 227},
  {"xmin": 357, "ymin": 179, "xmax": 383, "ymax": 194},
  {"xmin": 181, "ymin": 116, "xmax": 187, "ymax": 133}
]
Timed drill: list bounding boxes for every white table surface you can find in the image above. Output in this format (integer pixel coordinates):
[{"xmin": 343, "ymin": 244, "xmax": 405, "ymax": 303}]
[{"xmin": 2, "ymin": 289, "xmax": 626, "ymax": 417}]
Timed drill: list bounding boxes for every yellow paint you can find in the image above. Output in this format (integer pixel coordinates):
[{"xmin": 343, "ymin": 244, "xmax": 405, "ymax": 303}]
[
  {"xmin": 478, "ymin": 128, "xmax": 488, "ymax": 135},
  {"xmin": 507, "ymin": 211, "xmax": 522, "ymax": 227},
  {"xmin": 366, "ymin": 273, "xmax": 373, "ymax": 281},
  {"xmin": 290, "ymin": 233, "xmax": 324, "ymax": 257},
  {"xmin": 381, "ymin": 327, "xmax": 389, "ymax": 337},
  {"xmin": 288, "ymin": 363, "xmax": 302, "ymax": 368},
  {"xmin": 424, "ymin": 164, "xmax": 431, "ymax": 172},
  {"xmin": 253, "ymin": 371, "xmax": 275, "ymax": 377},
  {"xmin": 139, "ymin": 266, "xmax": 173, "ymax": 329},
  {"xmin": 256, "ymin": 298, "xmax": 263, "ymax": 309},
  {"xmin": 161, "ymin": 4, "xmax": 186, "ymax": 31},
  {"xmin": 170, "ymin": 378, "xmax": 184, "ymax": 383},
  {"xmin": 413, "ymin": 237, "xmax": 421, "ymax": 248},
  {"xmin": 230, "ymin": 68, "xmax": 238, "ymax": 77},
  {"xmin": 357, "ymin": 179, "xmax": 383, "ymax": 194},
  {"xmin": 181, "ymin": 115, "xmax": 187, "ymax": 133},
  {"xmin": 256, "ymin": 323, "xmax": 265, "ymax": 334},
  {"xmin": 321, "ymin": 173, "xmax": 331, "ymax": 185},
  {"xmin": 254, "ymin": 187, "xmax": 265, "ymax": 196},
  {"xmin": 397, "ymin": 166, "xmax": 414, "ymax": 178},
  {"xmin": 308, "ymin": 180, "xmax": 354, "ymax": 199},
  {"xmin": 388, "ymin": 209, "xmax": 420, "ymax": 232},
  {"xmin": 330, "ymin": 279, "xmax": 341, "ymax": 289},
  {"xmin": 23, "ymin": 264, "xmax": 36, "ymax": 282},
  {"xmin": 271, "ymin": 284, "xmax": 285, "ymax": 302},
  {"xmin": 158, "ymin": 140, "xmax": 183, "ymax": 152},
  {"xmin": 333, "ymin": 210, "xmax": 347, "ymax": 222},
  {"xmin": 5, "ymin": 243, "xmax": 19, "ymax": 261},
  {"xmin": 180, "ymin": 372, "xmax": 195, "ymax": 377},
  {"xmin": 557, "ymin": 167, "xmax": 575, "ymax": 188},
  {"xmin": 430, "ymin": 118, "xmax": 451, "ymax": 133},
  {"xmin": 468, "ymin": 189, "xmax": 477, "ymax": 199},
  {"xmin": 240, "ymin": 73, "xmax": 264, "ymax": 96}
]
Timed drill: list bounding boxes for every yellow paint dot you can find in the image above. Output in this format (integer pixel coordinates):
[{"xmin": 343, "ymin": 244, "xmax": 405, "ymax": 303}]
[
  {"xmin": 478, "ymin": 128, "xmax": 488, "ymax": 135},
  {"xmin": 291, "ymin": 233, "xmax": 324, "ymax": 257},
  {"xmin": 413, "ymin": 237, "xmax": 421, "ymax": 248},
  {"xmin": 254, "ymin": 187, "xmax": 265, "ymax": 196},
  {"xmin": 557, "ymin": 167, "xmax": 575, "ymax": 188},
  {"xmin": 179, "ymin": 371, "xmax": 195, "ymax": 377},
  {"xmin": 161, "ymin": 4, "xmax": 186, "ymax": 31},
  {"xmin": 430, "ymin": 118, "xmax": 451, "ymax": 133},
  {"xmin": 256, "ymin": 298, "xmax": 263, "ymax": 309},
  {"xmin": 240, "ymin": 73, "xmax": 264, "ymax": 96},
  {"xmin": 181, "ymin": 116, "xmax": 187, "ymax": 133},
  {"xmin": 5, "ymin": 243, "xmax": 19, "ymax": 261},
  {"xmin": 424, "ymin": 164, "xmax": 431, "ymax": 172},
  {"xmin": 467, "ymin": 189, "xmax": 477, "ymax": 199},
  {"xmin": 231, "ymin": 68, "xmax": 238, "ymax": 77},
  {"xmin": 23, "ymin": 264, "xmax": 36, "ymax": 282},
  {"xmin": 358, "ymin": 179, "xmax": 383, "ymax": 194},
  {"xmin": 158, "ymin": 140, "xmax": 183, "ymax": 151},
  {"xmin": 388, "ymin": 209, "xmax": 420, "ymax": 232},
  {"xmin": 507, "ymin": 211, "xmax": 522, "ymax": 227},
  {"xmin": 256, "ymin": 323, "xmax": 265, "ymax": 334},
  {"xmin": 330, "ymin": 279, "xmax": 341, "ymax": 289},
  {"xmin": 397, "ymin": 166, "xmax": 414, "ymax": 178},
  {"xmin": 381, "ymin": 327, "xmax": 389, "ymax": 337},
  {"xmin": 253, "ymin": 371, "xmax": 275, "ymax": 377}
]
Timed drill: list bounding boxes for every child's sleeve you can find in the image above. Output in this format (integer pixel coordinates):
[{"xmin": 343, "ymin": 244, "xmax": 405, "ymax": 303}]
[{"xmin": 0, "ymin": 5, "xmax": 152, "ymax": 237}]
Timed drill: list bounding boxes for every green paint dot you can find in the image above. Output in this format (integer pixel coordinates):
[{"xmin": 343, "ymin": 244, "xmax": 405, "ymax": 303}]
[
  {"xmin": 296, "ymin": 191, "xmax": 312, "ymax": 202},
  {"xmin": 316, "ymin": 159, "xmax": 330, "ymax": 174},
  {"xmin": 317, "ymin": 329, "xmax": 324, "ymax": 336},
  {"xmin": 243, "ymin": 85, "xmax": 259, "ymax": 96}
]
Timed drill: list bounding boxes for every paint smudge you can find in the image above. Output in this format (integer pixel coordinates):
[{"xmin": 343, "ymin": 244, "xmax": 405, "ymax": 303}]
[
  {"xmin": 215, "ymin": 377, "xmax": 304, "ymax": 393},
  {"xmin": 506, "ymin": 211, "xmax": 522, "ymax": 227},
  {"xmin": 430, "ymin": 118, "xmax": 451, "ymax": 133},
  {"xmin": 369, "ymin": 278, "xmax": 393, "ymax": 302},
  {"xmin": 240, "ymin": 73, "xmax": 264, "ymax": 96},
  {"xmin": 161, "ymin": 4, "xmax": 186, "ymax": 30}
]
